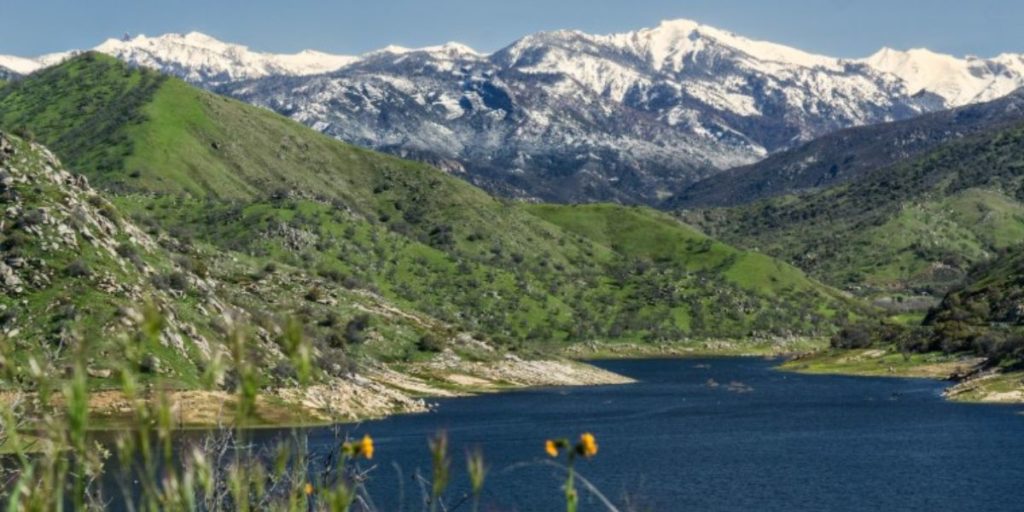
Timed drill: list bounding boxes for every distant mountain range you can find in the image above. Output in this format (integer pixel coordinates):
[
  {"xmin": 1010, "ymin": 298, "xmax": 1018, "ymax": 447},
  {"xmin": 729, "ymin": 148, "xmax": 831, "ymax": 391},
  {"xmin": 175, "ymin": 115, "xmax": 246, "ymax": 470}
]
[
  {"xmin": 669, "ymin": 89, "xmax": 1024, "ymax": 208},
  {"xmin": 0, "ymin": 33, "xmax": 357, "ymax": 83},
  {"xmin": 4, "ymin": 20, "xmax": 1024, "ymax": 204}
]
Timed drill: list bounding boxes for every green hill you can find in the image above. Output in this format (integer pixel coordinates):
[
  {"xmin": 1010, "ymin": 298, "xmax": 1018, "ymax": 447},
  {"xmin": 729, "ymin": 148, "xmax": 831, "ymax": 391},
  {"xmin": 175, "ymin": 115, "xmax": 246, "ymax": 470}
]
[
  {"xmin": 0, "ymin": 131, "xmax": 213, "ymax": 382},
  {"xmin": 683, "ymin": 116, "xmax": 1024, "ymax": 300},
  {"xmin": 925, "ymin": 248, "xmax": 1024, "ymax": 359},
  {"xmin": 527, "ymin": 203, "xmax": 846, "ymax": 300},
  {"xmin": 0, "ymin": 130, "xmax": 462, "ymax": 396},
  {"xmin": 0, "ymin": 53, "xmax": 866, "ymax": 348}
]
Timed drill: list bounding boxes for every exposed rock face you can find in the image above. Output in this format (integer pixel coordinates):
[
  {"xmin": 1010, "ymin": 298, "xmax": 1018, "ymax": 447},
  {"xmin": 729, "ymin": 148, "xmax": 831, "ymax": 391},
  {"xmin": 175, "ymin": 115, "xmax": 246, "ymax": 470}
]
[{"xmin": 0, "ymin": 132, "xmax": 217, "ymax": 356}]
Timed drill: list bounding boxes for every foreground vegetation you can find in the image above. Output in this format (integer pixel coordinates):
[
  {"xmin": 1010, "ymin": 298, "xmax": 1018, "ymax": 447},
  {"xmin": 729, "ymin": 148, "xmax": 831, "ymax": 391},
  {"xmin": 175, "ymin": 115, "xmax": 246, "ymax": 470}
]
[{"xmin": 0, "ymin": 313, "xmax": 617, "ymax": 511}]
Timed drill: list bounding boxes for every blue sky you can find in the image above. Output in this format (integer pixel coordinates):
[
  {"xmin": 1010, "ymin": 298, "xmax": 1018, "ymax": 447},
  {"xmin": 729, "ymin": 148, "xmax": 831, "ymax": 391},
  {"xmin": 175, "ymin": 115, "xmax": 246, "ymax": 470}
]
[{"xmin": 2, "ymin": 0, "xmax": 1022, "ymax": 58}]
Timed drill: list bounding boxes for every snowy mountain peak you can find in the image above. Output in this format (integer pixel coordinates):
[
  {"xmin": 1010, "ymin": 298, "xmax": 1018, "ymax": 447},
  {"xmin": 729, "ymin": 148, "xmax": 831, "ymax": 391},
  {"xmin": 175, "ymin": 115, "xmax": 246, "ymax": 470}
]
[
  {"xmin": 2, "ymin": 32, "xmax": 364, "ymax": 83},
  {"xmin": 602, "ymin": 18, "xmax": 842, "ymax": 73},
  {"xmin": 430, "ymin": 42, "xmax": 482, "ymax": 57},
  {"xmin": 96, "ymin": 32, "xmax": 239, "ymax": 56},
  {"xmin": 0, "ymin": 50, "xmax": 74, "ymax": 75},
  {"xmin": 0, "ymin": 55, "xmax": 44, "ymax": 75},
  {"xmin": 181, "ymin": 31, "xmax": 224, "ymax": 45},
  {"xmin": 91, "ymin": 32, "xmax": 359, "ymax": 83},
  {"xmin": 653, "ymin": 18, "xmax": 703, "ymax": 32},
  {"xmin": 861, "ymin": 46, "xmax": 1024, "ymax": 106},
  {"xmin": 368, "ymin": 42, "xmax": 481, "ymax": 58},
  {"xmin": 865, "ymin": 46, "xmax": 962, "ymax": 68}
]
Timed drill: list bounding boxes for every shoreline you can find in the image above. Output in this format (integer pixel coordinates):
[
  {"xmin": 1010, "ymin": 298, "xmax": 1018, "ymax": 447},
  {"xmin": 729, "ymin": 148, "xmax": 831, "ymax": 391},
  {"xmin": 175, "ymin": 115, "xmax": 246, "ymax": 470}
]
[
  {"xmin": 1, "ymin": 352, "xmax": 636, "ymax": 431},
  {"xmin": 565, "ymin": 341, "xmax": 1024, "ymax": 405},
  {"xmin": 560, "ymin": 338, "xmax": 829, "ymax": 360},
  {"xmin": 776, "ymin": 348, "xmax": 1024, "ymax": 404},
  {"xmin": 5, "ymin": 342, "xmax": 1020, "ymax": 435}
]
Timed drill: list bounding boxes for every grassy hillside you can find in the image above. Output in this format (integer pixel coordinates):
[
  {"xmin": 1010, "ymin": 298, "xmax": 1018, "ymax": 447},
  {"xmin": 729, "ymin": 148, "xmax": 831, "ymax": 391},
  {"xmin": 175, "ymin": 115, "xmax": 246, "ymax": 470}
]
[
  {"xmin": 524, "ymin": 204, "xmax": 861, "ymax": 337},
  {"xmin": 0, "ymin": 131, "xmax": 464, "ymax": 395},
  {"xmin": 0, "ymin": 131, "xmax": 211, "ymax": 384},
  {"xmin": 526, "ymin": 204, "xmax": 843, "ymax": 298},
  {"xmin": 683, "ymin": 117, "xmax": 1024, "ymax": 300},
  {"xmin": 0, "ymin": 53, "xmax": 867, "ymax": 347},
  {"xmin": 789, "ymin": 247, "xmax": 1024, "ymax": 404}
]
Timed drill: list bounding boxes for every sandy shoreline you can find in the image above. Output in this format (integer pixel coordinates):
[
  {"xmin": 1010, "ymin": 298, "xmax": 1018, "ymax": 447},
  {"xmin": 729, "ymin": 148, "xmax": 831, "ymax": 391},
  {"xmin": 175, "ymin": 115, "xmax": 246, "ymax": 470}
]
[{"xmin": 0, "ymin": 352, "xmax": 634, "ymax": 429}]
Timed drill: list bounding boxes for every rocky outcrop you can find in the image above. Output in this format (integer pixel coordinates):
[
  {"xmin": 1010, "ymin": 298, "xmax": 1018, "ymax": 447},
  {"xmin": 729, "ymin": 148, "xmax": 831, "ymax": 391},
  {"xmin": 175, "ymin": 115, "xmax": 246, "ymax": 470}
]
[{"xmin": 0, "ymin": 133, "xmax": 220, "ymax": 359}]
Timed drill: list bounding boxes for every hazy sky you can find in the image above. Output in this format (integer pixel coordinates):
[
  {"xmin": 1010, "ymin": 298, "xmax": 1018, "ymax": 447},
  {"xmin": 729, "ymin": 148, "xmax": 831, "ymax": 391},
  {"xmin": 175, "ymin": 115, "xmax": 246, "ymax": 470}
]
[{"xmin": 2, "ymin": 0, "xmax": 1022, "ymax": 58}]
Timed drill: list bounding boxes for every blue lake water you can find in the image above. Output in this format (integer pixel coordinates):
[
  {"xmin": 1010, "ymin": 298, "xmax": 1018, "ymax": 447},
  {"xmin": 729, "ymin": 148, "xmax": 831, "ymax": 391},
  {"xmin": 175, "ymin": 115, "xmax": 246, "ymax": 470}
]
[
  {"xmin": 129, "ymin": 357, "xmax": 1024, "ymax": 511},
  {"xmin": 266, "ymin": 357, "xmax": 1024, "ymax": 511}
]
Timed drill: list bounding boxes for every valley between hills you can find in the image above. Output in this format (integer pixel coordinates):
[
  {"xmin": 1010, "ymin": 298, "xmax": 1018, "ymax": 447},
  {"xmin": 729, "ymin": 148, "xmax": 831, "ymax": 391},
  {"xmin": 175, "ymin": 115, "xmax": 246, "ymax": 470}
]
[{"xmin": 0, "ymin": 49, "xmax": 1021, "ymax": 429}]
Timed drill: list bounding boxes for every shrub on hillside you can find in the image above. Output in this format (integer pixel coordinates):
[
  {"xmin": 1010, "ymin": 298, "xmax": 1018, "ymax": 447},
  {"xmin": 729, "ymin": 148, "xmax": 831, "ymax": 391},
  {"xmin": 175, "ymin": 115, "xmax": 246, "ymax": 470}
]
[
  {"xmin": 319, "ymin": 348, "xmax": 357, "ymax": 377},
  {"xmin": 344, "ymin": 314, "xmax": 372, "ymax": 344},
  {"xmin": 830, "ymin": 325, "xmax": 874, "ymax": 349},
  {"xmin": 117, "ymin": 242, "xmax": 145, "ymax": 269},
  {"xmin": 416, "ymin": 334, "xmax": 447, "ymax": 353},
  {"xmin": 64, "ymin": 259, "xmax": 92, "ymax": 278}
]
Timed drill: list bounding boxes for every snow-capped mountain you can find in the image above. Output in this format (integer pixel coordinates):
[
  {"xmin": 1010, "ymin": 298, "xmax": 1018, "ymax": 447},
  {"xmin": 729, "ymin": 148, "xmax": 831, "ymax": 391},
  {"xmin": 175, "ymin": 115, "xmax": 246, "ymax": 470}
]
[
  {"xmin": 221, "ymin": 20, "xmax": 945, "ymax": 203},
  {"xmin": 0, "ymin": 55, "xmax": 41, "ymax": 75},
  {"xmin": 0, "ymin": 52, "xmax": 71, "ymax": 75},
  {"xmin": 4, "ymin": 21, "xmax": 1024, "ymax": 204},
  {"xmin": 93, "ymin": 33, "xmax": 359, "ymax": 85},
  {"xmin": 863, "ymin": 47, "xmax": 1024, "ymax": 107},
  {"xmin": 0, "ymin": 32, "xmax": 359, "ymax": 85}
]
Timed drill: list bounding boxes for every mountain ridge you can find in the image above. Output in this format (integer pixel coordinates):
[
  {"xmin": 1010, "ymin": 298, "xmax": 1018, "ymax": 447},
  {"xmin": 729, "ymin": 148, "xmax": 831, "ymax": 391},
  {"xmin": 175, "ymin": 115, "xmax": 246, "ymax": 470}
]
[
  {"xmin": 6, "ymin": 20, "xmax": 1023, "ymax": 106},
  {"xmin": 217, "ymin": 21, "xmax": 932, "ymax": 204},
  {"xmin": 5, "ymin": 21, "xmax": 1024, "ymax": 205}
]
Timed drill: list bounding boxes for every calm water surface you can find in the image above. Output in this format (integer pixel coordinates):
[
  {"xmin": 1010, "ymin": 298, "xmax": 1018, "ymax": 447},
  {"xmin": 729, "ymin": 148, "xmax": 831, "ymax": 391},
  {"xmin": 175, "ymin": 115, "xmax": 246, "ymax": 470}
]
[{"xmin": 237, "ymin": 358, "xmax": 1024, "ymax": 510}]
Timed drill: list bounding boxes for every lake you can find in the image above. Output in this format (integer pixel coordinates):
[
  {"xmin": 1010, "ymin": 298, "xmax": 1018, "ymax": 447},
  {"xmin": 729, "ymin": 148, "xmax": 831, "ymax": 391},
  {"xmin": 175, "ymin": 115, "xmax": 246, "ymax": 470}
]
[
  {"xmin": 79, "ymin": 357, "xmax": 1024, "ymax": 511},
  {"xmin": 225, "ymin": 357, "xmax": 1024, "ymax": 511}
]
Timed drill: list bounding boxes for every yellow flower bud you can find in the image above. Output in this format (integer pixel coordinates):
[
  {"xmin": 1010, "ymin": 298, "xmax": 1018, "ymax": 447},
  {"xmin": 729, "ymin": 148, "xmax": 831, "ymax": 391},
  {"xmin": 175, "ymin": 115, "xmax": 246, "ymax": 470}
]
[
  {"xmin": 545, "ymin": 439, "xmax": 559, "ymax": 457},
  {"xmin": 579, "ymin": 433, "xmax": 597, "ymax": 458}
]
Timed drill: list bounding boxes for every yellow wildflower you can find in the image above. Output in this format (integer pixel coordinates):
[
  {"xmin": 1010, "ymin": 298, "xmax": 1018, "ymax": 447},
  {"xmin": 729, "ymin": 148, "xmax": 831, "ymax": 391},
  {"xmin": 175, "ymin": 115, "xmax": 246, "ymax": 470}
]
[
  {"xmin": 304, "ymin": 482, "xmax": 313, "ymax": 496},
  {"xmin": 579, "ymin": 433, "xmax": 597, "ymax": 458},
  {"xmin": 342, "ymin": 433, "xmax": 375, "ymax": 459},
  {"xmin": 545, "ymin": 439, "xmax": 559, "ymax": 457},
  {"xmin": 360, "ymin": 434, "xmax": 374, "ymax": 460}
]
